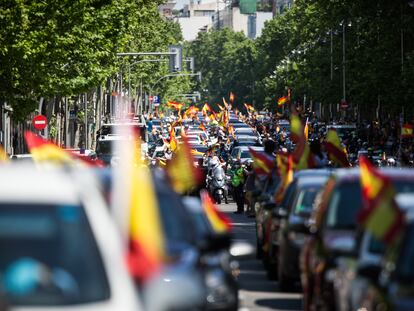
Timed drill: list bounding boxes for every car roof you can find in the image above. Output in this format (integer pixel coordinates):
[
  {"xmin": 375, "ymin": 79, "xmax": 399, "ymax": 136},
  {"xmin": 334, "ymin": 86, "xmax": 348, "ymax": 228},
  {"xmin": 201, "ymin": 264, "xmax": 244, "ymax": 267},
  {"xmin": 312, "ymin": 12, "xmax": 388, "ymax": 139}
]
[
  {"xmin": 0, "ymin": 164, "xmax": 83, "ymax": 204},
  {"xmin": 296, "ymin": 175, "xmax": 330, "ymax": 188},
  {"xmin": 333, "ymin": 167, "xmax": 414, "ymax": 182},
  {"xmin": 294, "ymin": 168, "xmax": 334, "ymax": 179}
]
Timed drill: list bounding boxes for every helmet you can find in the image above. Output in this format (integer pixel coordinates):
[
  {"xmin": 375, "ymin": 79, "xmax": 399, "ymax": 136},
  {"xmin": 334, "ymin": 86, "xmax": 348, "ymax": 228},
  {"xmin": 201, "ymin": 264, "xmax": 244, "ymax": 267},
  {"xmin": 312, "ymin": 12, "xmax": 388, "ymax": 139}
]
[{"xmin": 210, "ymin": 156, "xmax": 219, "ymax": 168}]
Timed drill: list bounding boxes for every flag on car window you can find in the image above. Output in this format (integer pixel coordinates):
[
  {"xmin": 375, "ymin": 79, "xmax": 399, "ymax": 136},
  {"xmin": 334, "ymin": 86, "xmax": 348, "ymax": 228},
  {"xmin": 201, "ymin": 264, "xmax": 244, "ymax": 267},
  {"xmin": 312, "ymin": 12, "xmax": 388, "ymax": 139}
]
[
  {"xmin": 324, "ymin": 129, "xmax": 350, "ymax": 167},
  {"xmin": 166, "ymin": 137, "xmax": 203, "ymax": 194},
  {"xmin": 358, "ymin": 156, "xmax": 405, "ymax": 245},
  {"xmin": 201, "ymin": 190, "xmax": 232, "ymax": 234},
  {"xmin": 290, "ymin": 114, "xmax": 315, "ymax": 170},
  {"xmin": 274, "ymin": 153, "xmax": 293, "ymax": 204},
  {"xmin": 248, "ymin": 147, "xmax": 275, "ymax": 176},
  {"xmin": 127, "ymin": 164, "xmax": 166, "ymax": 280}
]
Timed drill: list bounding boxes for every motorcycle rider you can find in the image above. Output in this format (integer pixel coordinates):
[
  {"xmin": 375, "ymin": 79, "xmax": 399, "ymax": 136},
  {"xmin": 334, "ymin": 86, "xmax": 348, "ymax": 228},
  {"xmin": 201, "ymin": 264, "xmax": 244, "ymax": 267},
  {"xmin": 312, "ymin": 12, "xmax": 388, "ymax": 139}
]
[{"xmin": 207, "ymin": 156, "xmax": 228, "ymax": 204}]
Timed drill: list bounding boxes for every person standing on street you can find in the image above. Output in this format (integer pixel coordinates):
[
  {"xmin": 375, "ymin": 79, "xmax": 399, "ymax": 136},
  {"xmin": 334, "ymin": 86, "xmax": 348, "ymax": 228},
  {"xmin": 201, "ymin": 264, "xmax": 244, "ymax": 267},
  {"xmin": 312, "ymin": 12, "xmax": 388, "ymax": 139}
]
[{"xmin": 232, "ymin": 161, "xmax": 246, "ymax": 214}]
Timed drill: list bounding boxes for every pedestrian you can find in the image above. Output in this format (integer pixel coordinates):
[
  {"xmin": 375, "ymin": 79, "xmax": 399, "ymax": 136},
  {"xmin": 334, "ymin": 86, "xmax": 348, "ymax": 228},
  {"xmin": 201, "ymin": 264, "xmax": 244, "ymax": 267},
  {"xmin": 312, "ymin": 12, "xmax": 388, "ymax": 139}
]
[
  {"xmin": 231, "ymin": 161, "xmax": 246, "ymax": 214},
  {"xmin": 244, "ymin": 160, "xmax": 256, "ymax": 217}
]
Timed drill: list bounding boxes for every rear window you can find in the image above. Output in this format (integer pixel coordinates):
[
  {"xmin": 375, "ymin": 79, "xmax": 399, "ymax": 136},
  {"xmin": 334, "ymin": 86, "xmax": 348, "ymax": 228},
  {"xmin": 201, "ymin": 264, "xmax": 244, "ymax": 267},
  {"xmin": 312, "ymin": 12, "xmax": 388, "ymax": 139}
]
[
  {"xmin": 293, "ymin": 188, "xmax": 319, "ymax": 215},
  {"xmin": 0, "ymin": 204, "xmax": 110, "ymax": 306},
  {"xmin": 325, "ymin": 179, "xmax": 414, "ymax": 230}
]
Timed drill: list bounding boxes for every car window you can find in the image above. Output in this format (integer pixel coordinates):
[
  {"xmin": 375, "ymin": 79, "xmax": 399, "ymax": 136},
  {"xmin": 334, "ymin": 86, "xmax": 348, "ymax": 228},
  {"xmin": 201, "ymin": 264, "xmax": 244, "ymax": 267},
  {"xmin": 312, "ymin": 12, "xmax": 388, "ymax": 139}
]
[
  {"xmin": 157, "ymin": 189, "xmax": 195, "ymax": 245},
  {"xmin": 325, "ymin": 179, "xmax": 414, "ymax": 230},
  {"xmin": 0, "ymin": 204, "xmax": 110, "ymax": 305},
  {"xmin": 367, "ymin": 235, "xmax": 385, "ymax": 255},
  {"xmin": 293, "ymin": 188, "xmax": 319, "ymax": 215}
]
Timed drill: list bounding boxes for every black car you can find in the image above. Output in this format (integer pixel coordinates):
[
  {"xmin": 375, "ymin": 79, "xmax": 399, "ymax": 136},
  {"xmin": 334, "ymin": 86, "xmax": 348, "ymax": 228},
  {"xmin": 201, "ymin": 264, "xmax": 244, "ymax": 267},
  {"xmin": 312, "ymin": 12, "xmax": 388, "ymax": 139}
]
[{"xmin": 275, "ymin": 174, "xmax": 330, "ymax": 291}]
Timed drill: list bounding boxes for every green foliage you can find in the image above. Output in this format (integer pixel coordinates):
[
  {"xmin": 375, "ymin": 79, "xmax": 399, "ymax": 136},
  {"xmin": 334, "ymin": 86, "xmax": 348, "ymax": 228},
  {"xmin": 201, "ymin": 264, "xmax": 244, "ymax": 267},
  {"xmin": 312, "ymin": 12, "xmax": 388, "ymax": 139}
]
[
  {"xmin": 0, "ymin": 0, "xmax": 186, "ymax": 121},
  {"xmin": 188, "ymin": 28, "xmax": 258, "ymax": 110}
]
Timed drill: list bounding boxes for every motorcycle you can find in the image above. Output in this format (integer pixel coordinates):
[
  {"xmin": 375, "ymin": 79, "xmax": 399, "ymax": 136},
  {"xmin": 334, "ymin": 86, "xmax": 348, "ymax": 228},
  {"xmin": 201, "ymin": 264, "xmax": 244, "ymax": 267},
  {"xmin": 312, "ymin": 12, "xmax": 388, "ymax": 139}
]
[{"xmin": 207, "ymin": 167, "xmax": 229, "ymax": 205}]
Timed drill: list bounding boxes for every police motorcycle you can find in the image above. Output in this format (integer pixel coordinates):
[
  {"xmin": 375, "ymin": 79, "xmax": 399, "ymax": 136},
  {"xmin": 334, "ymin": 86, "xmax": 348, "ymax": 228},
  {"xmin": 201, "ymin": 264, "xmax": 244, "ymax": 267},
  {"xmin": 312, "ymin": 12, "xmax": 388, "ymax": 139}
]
[{"xmin": 206, "ymin": 156, "xmax": 229, "ymax": 204}]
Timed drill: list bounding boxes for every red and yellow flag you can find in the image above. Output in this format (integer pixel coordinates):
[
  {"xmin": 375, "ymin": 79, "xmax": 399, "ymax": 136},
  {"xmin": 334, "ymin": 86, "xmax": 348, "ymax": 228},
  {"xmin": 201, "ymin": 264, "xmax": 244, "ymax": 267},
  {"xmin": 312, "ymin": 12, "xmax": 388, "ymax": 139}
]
[
  {"xmin": 167, "ymin": 100, "xmax": 183, "ymax": 111},
  {"xmin": 244, "ymin": 103, "xmax": 255, "ymax": 113},
  {"xmin": 277, "ymin": 96, "xmax": 287, "ymax": 107},
  {"xmin": 358, "ymin": 156, "xmax": 405, "ymax": 244},
  {"xmin": 200, "ymin": 190, "xmax": 232, "ymax": 234},
  {"xmin": 324, "ymin": 129, "xmax": 350, "ymax": 167},
  {"xmin": 401, "ymin": 124, "xmax": 413, "ymax": 138},
  {"xmin": 127, "ymin": 161, "xmax": 166, "ymax": 280},
  {"xmin": 202, "ymin": 103, "xmax": 212, "ymax": 116},
  {"xmin": 304, "ymin": 119, "xmax": 309, "ymax": 141},
  {"xmin": 25, "ymin": 131, "xmax": 76, "ymax": 165},
  {"xmin": 222, "ymin": 97, "xmax": 229, "ymax": 110},
  {"xmin": 229, "ymin": 92, "xmax": 235, "ymax": 104},
  {"xmin": 169, "ymin": 127, "xmax": 178, "ymax": 152},
  {"xmin": 217, "ymin": 103, "xmax": 224, "ymax": 111},
  {"xmin": 248, "ymin": 147, "xmax": 275, "ymax": 176},
  {"xmin": 166, "ymin": 137, "xmax": 203, "ymax": 194},
  {"xmin": 274, "ymin": 153, "xmax": 293, "ymax": 204},
  {"xmin": 183, "ymin": 106, "xmax": 199, "ymax": 119},
  {"xmin": 290, "ymin": 114, "xmax": 315, "ymax": 170}
]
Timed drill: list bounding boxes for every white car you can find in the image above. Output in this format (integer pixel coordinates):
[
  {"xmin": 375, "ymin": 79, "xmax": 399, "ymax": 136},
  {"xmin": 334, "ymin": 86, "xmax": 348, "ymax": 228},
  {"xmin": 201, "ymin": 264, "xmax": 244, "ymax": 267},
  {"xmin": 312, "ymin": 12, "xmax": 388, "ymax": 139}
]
[{"xmin": 0, "ymin": 164, "xmax": 142, "ymax": 311}]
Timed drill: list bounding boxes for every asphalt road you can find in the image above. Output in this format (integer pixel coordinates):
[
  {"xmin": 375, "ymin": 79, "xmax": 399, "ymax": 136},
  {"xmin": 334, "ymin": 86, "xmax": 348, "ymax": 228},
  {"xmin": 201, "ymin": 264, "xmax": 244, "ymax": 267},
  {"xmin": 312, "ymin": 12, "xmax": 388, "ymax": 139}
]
[{"xmin": 219, "ymin": 202, "xmax": 303, "ymax": 311}]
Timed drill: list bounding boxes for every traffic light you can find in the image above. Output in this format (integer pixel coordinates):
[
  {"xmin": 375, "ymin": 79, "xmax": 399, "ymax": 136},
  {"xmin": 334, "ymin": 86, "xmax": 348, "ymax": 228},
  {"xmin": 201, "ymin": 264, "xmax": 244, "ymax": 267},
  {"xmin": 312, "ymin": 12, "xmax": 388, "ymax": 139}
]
[{"xmin": 168, "ymin": 45, "xmax": 182, "ymax": 73}]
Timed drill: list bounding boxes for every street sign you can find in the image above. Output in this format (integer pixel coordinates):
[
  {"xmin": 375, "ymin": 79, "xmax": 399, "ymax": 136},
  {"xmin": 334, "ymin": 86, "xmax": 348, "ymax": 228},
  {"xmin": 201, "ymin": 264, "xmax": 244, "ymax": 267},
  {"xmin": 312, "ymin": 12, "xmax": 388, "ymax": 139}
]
[
  {"xmin": 33, "ymin": 114, "xmax": 47, "ymax": 130},
  {"xmin": 149, "ymin": 95, "xmax": 154, "ymax": 102},
  {"xmin": 340, "ymin": 99, "xmax": 348, "ymax": 109},
  {"xmin": 153, "ymin": 95, "xmax": 160, "ymax": 104}
]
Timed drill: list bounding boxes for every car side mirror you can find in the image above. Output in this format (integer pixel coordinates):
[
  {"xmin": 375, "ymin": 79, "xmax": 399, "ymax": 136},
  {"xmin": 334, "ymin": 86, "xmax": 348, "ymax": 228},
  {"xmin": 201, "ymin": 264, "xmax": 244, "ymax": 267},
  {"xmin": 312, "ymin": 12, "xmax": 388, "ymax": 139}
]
[
  {"xmin": 357, "ymin": 264, "xmax": 381, "ymax": 283},
  {"xmin": 263, "ymin": 202, "xmax": 276, "ymax": 211}
]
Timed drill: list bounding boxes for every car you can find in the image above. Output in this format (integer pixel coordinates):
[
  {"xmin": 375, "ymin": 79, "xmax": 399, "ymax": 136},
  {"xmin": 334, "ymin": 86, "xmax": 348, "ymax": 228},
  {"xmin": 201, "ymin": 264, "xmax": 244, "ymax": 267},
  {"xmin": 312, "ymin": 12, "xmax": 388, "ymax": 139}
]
[
  {"xmin": 355, "ymin": 196, "xmax": 414, "ymax": 311},
  {"xmin": 234, "ymin": 128, "xmax": 256, "ymax": 137},
  {"xmin": 260, "ymin": 169, "xmax": 332, "ymax": 280},
  {"xmin": 0, "ymin": 164, "xmax": 142, "ymax": 310},
  {"xmin": 334, "ymin": 193, "xmax": 414, "ymax": 311},
  {"xmin": 326, "ymin": 124, "xmax": 356, "ymax": 139},
  {"xmin": 275, "ymin": 174, "xmax": 330, "ymax": 291},
  {"xmin": 301, "ymin": 168, "xmax": 414, "ymax": 311}
]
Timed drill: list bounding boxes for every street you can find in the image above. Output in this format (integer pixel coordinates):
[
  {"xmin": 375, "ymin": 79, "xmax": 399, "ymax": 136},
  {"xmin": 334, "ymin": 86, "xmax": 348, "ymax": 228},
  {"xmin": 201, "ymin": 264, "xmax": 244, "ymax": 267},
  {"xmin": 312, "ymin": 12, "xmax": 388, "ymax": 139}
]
[{"xmin": 219, "ymin": 202, "xmax": 303, "ymax": 311}]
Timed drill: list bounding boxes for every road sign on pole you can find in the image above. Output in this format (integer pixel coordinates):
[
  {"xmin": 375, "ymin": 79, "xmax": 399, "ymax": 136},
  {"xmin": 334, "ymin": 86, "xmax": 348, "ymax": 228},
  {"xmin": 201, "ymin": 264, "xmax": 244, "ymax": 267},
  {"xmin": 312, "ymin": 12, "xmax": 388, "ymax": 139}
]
[{"xmin": 33, "ymin": 115, "xmax": 48, "ymax": 130}]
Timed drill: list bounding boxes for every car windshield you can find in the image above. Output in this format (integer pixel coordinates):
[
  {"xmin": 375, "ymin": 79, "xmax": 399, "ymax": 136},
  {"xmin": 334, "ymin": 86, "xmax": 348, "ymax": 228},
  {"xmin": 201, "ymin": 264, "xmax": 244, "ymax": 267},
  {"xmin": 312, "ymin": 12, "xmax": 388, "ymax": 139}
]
[
  {"xmin": 293, "ymin": 188, "xmax": 319, "ymax": 215},
  {"xmin": 325, "ymin": 180, "xmax": 414, "ymax": 230},
  {"xmin": 367, "ymin": 235, "xmax": 385, "ymax": 255},
  {"xmin": 0, "ymin": 203, "xmax": 110, "ymax": 305},
  {"xmin": 240, "ymin": 151, "xmax": 252, "ymax": 159},
  {"xmin": 188, "ymin": 212, "xmax": 211, "ymax": 238}
]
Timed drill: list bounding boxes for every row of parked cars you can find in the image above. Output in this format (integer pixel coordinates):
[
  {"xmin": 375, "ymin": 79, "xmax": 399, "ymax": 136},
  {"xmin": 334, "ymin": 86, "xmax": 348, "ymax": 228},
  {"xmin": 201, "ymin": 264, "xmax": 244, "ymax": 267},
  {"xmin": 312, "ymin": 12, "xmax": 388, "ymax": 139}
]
[
  {"xmin": 0, "ymin": 161, "xmax": 255, "ymax": 311},
  {"xmin": 255, "ymin": 166, "xmax": 414, "ymax": 310}
]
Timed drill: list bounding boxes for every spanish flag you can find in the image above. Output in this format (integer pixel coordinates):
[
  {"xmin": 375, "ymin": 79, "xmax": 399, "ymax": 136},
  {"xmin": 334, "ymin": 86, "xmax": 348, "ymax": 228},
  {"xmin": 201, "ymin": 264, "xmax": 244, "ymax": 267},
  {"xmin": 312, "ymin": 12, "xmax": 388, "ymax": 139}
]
[
  {"xmin": 0, "ymin": 145, "xmax": 8, "ymax": 162},
  {"xmin": 290, "ymin": 114, "xmax": 315, "ymax": 170},
  {"xmin": 277, "ymin": 96, "xmax": 287, "ymax": 107},
  {"xmin": 167, "ymin": 100, "xmax": 183, "ymax": 111},
  {"xmin": 324, "ymin": 129, "xmax": 350, "ymax": 167},
  {"xmin": 217, "ymin": 104, "xmax": 224, "ymax": 111},
  {"xmin": 183, "ymin": 106, "xmax": 199, "ymax": 119},
  {"xmin": 274, "ymin": 153, "xmax": 293, "ymax": 204},
  {"xmin": 248, "ymin": 147, "xmax": 275, "ymax": 176},
  {"xmin": 202, "ymin": 103, "xmax": 212, "ymax": 116},
  {"xmin": 25, "ymin": 131, "xmax": 76, "ymax": 165},
  {"xmin": 166, "ymin": 137, "xmax": 203, "ymax": 194},
  {"xmin": 127, "ymin": 160, "xmax": 166, "ymax": 280},
  {"xmin": 358, "ymin": 156, "xmax": 405, "ymax": 244},
  {"xmin": 169, "ymin": 127, "xmax": 178, "ymax": 152},
  {"xmin": 401, "ymin": 124, "xmax": 413, "ymax": 138},
  {"xmin": 304, "ymin": 118, "xmax": 309, "ymax": 141},
  {"xmin": 200, "ymin": 190, "xmax": 232, "ymax": 234},
  {"xmin": 244, "ymin": 103, "xmax": 255, "ymax": 113},
  {"xmin": 229, "ymin": 92, "xmax": 235, "ymax": 104}
]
